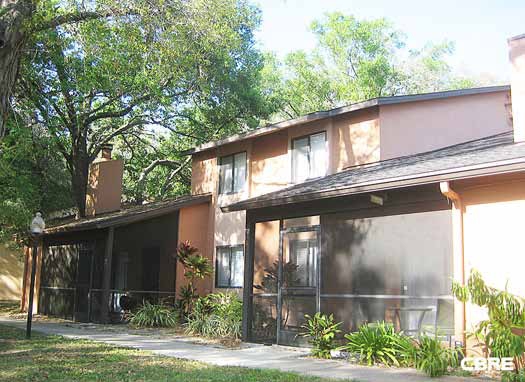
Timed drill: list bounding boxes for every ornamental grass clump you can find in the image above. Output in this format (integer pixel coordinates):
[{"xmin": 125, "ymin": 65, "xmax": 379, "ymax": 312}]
[
  {"xmin": 412, "ymin": 335, "xmax": 461, "ymax": 377},
  {"xmin": 300, "ymin": 313, "xmax": 342, "ymax": 359},
  {"xmin": 129, "ymin": 301, "xmax": 178, "ymax": 328},
  {"xmin": 185, "ymin": 292, "xmax": 242, "ymax": 339},
  {"xmin": 341, "ymin": 321, "xmax": 416, "ymax": 367}
]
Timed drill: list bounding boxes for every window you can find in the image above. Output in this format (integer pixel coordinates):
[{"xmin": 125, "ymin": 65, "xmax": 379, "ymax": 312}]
[
  {"xmin": 219, "ymin": 152, "xmax": 247, "ymax": 194},
  {"xmin": 216, "ymin": 245, "xmax": 244, "ymax": 288},
  {"xmin": 289, "ymin": 239, "xmax": 318, "ymax": 287},
  {"xmin": 292, "ymin": 132, "xmax": 327, "ymax": 183}
]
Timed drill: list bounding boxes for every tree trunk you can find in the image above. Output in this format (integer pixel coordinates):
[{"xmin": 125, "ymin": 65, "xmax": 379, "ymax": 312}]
[
  {"xmin": 69, "ymin": 138, "xmax": 90, "ymax": 218},
  {"xmin": 0, "ymin": 0, "xmax": 34, "ymax": 138}
]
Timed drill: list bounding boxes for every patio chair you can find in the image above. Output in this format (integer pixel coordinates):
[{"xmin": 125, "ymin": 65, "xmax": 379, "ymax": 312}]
[{"xmin": 422, "ymin": 299, "xmax": 455, "ymax": 346}]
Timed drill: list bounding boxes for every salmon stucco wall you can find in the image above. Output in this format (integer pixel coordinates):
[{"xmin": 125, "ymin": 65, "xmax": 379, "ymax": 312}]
[
  {"xmin": 332, "ymin": 107, "xmax": 380, "ymax": 171},
  {"xmin": 0, "ymin": 245, "xmax": 23, "ymax": 301},
  {"xmin": 250, "ymin": 130, "xmax": 289, "ymax": 197},
  {"xmin": 177, "ymin": 202, "xmax": 212, "ymax": 296},
  {"xmin": 458, "ymin": 175, "xmax": 525, "ymax": 341},
  {"xmin": 85, "ymin": 159, "xmax": 124, "ymax": 216},
  {"xmin": 191, "ymin": 150, "xmax": 217, "ymax": 195},
  {"xmin": 379, "ymin": 91, "xmax": 512, "ymax": 160},
  {"xmin": 510, "ymin": 34, "xmax": 525, "ymax": 142}
]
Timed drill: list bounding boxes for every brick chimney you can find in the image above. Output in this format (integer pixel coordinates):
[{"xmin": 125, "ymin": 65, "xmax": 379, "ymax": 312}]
[
  {"xmin": 85, "ymin": 144, "xmax": 124, "ymax": 216},
  {"xmin": 509, "ymin": 34, "xmax": 525, "ymax": 142}
]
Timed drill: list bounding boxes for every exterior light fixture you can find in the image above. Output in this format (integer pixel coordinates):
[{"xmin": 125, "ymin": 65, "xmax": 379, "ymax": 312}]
[
  {"xmin": 370, "ymin": 194, "xmax": 385, "ymax": 206},
  {"xmin": 27, "ymin": 212, "xmax": 45, "ymax": 339}
]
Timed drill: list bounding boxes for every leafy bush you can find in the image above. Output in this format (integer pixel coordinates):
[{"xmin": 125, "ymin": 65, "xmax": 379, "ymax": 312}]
[
  {"xmin": 129, "ymin": 301, "xmax": 178, "ymax": 327},
  {"xmin": 300, "ymin": 313, "xmax": 342, "ymax": 358},
  {"xmin": 185, "ymin": 292, "xmax": 242, "ymax": 339},
  {"xmin": 342, "ymin": 321, "xmax": 415, "ymax": 366},
  {"xmin": 412, "ymin": 335, "xmax": 461, "ymax": 377},
  {"xmin": 452, "ymin": 269, "xmax": 525, "ymax": 372}
]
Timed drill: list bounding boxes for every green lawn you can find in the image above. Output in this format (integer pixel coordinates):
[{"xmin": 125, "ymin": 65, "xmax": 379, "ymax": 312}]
[
  {"xmin": 0, "ymin": 325, "xmax": 347, "ymax": 382},
  {"xmin": 0, "ymin": 300, "xmax": 20, "ymax": 315}
]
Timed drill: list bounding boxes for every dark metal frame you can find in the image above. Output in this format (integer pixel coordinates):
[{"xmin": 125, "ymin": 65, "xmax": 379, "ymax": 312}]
[
  {"xmin": 218, "ymin": 151, "xmax": 247, "ymax": 195},
  {"xmin": 291, "ymin": 131, "xmax": 327, "ymax": 184},
  {"xmin": 276, "ymin": 224, "xmax": 320, "ymax": 345},
  {"xmin": 215, "ymin": 244, "xmax": 244, "ymax": 288}
]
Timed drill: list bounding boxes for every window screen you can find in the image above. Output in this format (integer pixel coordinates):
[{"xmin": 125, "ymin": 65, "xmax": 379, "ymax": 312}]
[
  {"xmin": 292, "ymin": 132, "xmax": 327, "ymax": 183},
  {"xmin": 216, "ymin": 245, "xmax": 244, "ymax": 288},
  {"xmin": 219, "ymin": 152, "xmax": 246, "ymax": 194}
]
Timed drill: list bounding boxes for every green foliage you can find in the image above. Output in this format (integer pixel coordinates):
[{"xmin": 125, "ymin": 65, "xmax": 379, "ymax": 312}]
[
  {"xmin": 0, "ymin": 122, "xmax": 72, "ymax": 244},
  {"xmin": 264, "ymin": 12, "xmax": 484, "ymax": 120},
  {"xmin": 452, "ymin": 269, "xmax": 525, "ymax": 371},
  {"xmin": 503, "ymin": 370, "xmax": 525, "ymax": 382},
  {"xmin": 412, "ymin": 336, "xmax": 461, "ymax": 378},
  {"xmin": 300, "ymin": 313, "xmax": 342, "ymax": 359},
  {"xmin": 185, "ymin": 293, "xmax": 243, "ymax": 339},
  {"xmin": 341, "ymin": 321, "xmax": 415, "ymax": 367},
  {"xmin": 129, "ymin": 301, "xmax": 178, "ymax": 328},
  {"xmin": 175, "ymin": 241, "xmax": 212, "ymax": 318}
]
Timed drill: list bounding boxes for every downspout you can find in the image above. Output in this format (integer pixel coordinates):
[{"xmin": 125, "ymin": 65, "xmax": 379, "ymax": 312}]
[{"xmin": 440, "ymin": 181, "xmax": 466, "ymax": 349}]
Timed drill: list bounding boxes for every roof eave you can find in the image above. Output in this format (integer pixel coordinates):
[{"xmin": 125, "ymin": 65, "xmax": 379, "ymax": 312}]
[
  {"xmin": 44, "ymin": 194, "xmax": 211, "ymax": 235},
  {"xmin": 221, "ymin": 158, "xmax": 525, "ymax": 213},
  {"xmin": 186, "ymin": 85, "xmax": 510, "ymax": 156}
]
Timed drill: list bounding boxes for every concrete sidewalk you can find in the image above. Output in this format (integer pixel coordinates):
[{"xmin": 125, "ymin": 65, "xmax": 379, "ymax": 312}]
[{"xmin": 0, "ymin": 317, "xmax": 482, "ymax": 382}]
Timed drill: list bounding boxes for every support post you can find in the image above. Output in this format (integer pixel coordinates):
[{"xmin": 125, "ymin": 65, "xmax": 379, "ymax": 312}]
[
  {"xmin": 242, "ymin": 219, "xmax": 255, "ymax": 341},
  {"xmin": 440, "ymin": 181, "xmax": 466, "ymax": 350},
  {"xmin": 101, "ymin": 227, "xmax": 114, "ymax": 323},
  {"xmin": 26, "ymin": 235, "xmax": 40, "ymax": 339}
]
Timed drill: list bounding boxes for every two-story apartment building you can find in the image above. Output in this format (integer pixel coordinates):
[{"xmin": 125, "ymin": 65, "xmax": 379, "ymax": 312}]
[{"xmin": 23, "ymin": 34, "xmax": 525, "ymax": 350}]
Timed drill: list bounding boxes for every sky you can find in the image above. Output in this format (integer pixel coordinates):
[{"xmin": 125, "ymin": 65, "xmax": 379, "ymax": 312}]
[{"xmin": 254, "ymin": 0, "xmax": 525, "ymax": 82}]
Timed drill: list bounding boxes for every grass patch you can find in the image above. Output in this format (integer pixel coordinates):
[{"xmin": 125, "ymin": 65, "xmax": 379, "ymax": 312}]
[
  {"xmin": 0, "ymin": 300, "xmax": 19, "ymax": 316},
  {"xmin": 0, "ymin": 324, "xmax": 348, "ymax": 381}
]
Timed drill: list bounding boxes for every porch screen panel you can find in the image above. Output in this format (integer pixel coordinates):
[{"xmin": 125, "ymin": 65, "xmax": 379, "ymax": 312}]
[
  {"xmin": 251, "ymin": 220, "xmax": 280, "ymax": 342},
  {"xmin": 38, "ymin": 244, "xmax": 78, "ymax": 320},
  {"xmin": 320, "ymin": 209, "xmax": 453, "ymax": 333}
]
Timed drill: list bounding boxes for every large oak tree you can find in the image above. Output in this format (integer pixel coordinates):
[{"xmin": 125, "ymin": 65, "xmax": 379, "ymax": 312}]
[{"xmin": 8, "ymin": 0, "xmax": 273, "ymax": 216}]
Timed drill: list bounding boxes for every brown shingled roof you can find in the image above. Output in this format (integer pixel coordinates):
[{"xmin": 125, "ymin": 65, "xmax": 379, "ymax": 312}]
[{"xmin": 45, "ymin": 194, "xmax": 211, "ymax": 234}]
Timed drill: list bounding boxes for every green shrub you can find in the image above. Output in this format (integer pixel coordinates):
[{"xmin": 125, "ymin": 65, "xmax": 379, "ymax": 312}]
[
  {"xmin": 185, "ymin": 292, "xmax": 242, "ymax": 339},
  {"xmin": 503, "ymin": 370, "xmax": 525, "ymax": 382},
  {"xmin": 300, "ymin": 313, "xmax": 342, "ymax": 359},
  {"xmin": 129, "ymin": 301, "xmax": 178, "ymax": 327},
  {"xmin": 412, "ymin": 335, "xmax": 461, "ymax": 377},
  {"xmin": 341, "ymin": 321, "xmax": 415, "ymax": 366}
]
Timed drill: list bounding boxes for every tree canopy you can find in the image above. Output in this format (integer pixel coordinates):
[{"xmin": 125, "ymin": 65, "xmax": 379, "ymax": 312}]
[
  {"xmin": 0, "ymin": 5, "xmax": 494, "ymax": 244},
  {"xmin": 265, "ymin": 12, "xmax": 481, "ymax": 118}
]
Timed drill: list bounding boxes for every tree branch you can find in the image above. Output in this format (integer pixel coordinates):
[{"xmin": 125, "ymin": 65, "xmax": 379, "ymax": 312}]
[
  {"xmin": 32, "ymin": 9, "xmax": 132, "ymax": 33},
  {"xmin": 137, "ymin": 157, "xmax": 191, "ymax": 188}
]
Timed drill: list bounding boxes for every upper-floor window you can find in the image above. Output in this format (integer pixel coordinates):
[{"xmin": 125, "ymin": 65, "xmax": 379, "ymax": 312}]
[
  {"xmin": 216, "ymin": 245, "xmax": 244, "ymax": 288},
  {"xmin": 219, "ymin": 152, "xmax": 247, "ymax": 194},
  {"xmin": 292, "ymin": 131, "xmax": 327, "ymax": 183}
]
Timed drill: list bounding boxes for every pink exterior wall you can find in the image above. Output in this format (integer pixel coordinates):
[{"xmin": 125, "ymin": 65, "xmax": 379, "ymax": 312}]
[
  {"xmin": 332, "ymin": 108, "xmax": 380, "ymax": 171},
  {"xmin": 379, "ymin": 91, "xmax": 512, "ymax": 160},
  {"xmin": 509, "ymin": 34, "xmax": 525, "ymax": 142}
]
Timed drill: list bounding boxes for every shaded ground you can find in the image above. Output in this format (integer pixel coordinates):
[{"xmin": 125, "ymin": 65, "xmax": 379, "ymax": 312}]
[{"xmin": 0, "ymin": 325, "xmax": 348, "ymax": 382}]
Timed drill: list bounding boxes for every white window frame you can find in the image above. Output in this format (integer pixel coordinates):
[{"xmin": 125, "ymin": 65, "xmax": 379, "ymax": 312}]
[
  {"xmin": 215, "ymin": 245, "xmax": 244, "ymax": 288},
  {"xmin": 291, "ymin": 131, "xmax": 327, "ymax": 183}
]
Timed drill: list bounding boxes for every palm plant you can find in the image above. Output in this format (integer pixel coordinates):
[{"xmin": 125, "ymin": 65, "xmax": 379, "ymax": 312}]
[{"xmin": 300, "ymin": 313, "xmax": 342, "ymax": 358}]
